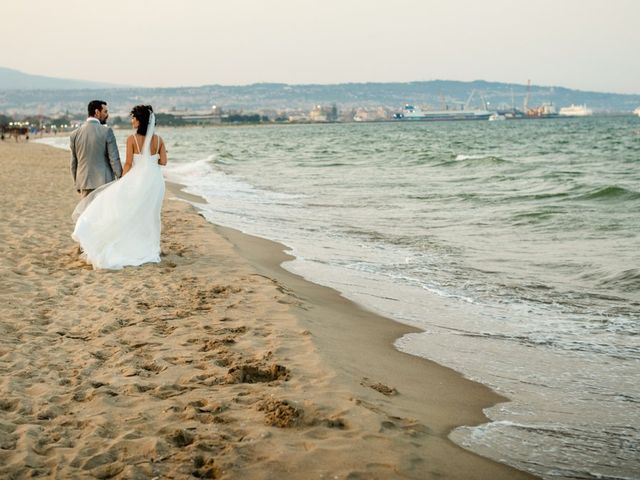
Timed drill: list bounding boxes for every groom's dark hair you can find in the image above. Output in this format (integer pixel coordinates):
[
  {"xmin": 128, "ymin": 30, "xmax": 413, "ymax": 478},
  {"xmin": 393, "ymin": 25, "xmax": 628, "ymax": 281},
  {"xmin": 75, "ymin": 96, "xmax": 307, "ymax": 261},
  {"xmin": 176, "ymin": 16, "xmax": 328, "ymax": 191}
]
[
  {"xmin": 130, "ymin": 105, "xmax": 153, "ymax": 135},
  {"xmin": 88, "ymin": 100, "xmax": 107, "ymax": 118}
]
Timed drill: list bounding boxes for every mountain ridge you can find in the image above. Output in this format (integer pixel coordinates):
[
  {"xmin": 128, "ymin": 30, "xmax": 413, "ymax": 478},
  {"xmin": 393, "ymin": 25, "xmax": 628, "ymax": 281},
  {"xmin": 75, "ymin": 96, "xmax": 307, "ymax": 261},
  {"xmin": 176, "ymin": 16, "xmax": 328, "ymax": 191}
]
[
  {"xmin": 0, "ymin": 66, "xmax": 130, "ymax": 90},
  {"xmin": 1, "ymin": 67, "xmax": 639, "ymax": 114}
]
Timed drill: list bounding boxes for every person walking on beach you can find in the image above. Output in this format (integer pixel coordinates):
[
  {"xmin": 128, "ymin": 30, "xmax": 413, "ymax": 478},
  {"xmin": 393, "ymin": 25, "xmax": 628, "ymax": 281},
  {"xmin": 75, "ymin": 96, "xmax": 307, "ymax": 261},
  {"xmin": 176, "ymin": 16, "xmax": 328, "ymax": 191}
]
[
  {"xmin": 70, "ymin": 100, "xmax": 122, "ymax": 198},
  {"xmin": 72, "ymin": 104, "xmax": 167, "ymax": 270}
]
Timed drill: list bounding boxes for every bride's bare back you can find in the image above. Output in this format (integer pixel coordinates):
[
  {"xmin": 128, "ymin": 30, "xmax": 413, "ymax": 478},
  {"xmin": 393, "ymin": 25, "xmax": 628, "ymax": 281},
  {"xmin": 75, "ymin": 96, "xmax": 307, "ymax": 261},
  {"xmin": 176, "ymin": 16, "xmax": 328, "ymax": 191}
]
[{"xmin": 124, "ymin": 134, "xmax": 168, "ymax": 176}]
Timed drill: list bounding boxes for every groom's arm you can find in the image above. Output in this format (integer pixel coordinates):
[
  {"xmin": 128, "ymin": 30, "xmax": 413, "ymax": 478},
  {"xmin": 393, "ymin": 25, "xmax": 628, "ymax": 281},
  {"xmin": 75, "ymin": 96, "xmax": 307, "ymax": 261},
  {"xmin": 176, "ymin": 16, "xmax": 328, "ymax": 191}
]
[
  {"xmin": 106, "ymin": 128, "xmax": 122, "ymax": 178},
  {"xmin": 70, "ymin": 131, "xmax": 78, "ymax": 183}
]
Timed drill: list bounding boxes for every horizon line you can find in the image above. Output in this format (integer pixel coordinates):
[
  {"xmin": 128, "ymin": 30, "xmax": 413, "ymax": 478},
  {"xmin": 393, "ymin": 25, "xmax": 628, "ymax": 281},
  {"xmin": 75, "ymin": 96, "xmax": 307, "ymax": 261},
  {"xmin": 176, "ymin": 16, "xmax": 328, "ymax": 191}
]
[{"xmin": 2, "ymin": 66, "xmax": 640, "ymax": 97}]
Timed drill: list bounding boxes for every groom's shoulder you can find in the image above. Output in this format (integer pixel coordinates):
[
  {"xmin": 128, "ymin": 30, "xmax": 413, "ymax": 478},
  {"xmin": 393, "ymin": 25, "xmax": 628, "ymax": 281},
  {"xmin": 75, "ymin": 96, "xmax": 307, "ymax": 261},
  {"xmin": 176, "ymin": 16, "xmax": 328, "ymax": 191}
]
[
  {"xmin": 70, "ymin": 121, "xmax": 90, "ymax": 137},
  {"xmin": 103, "ymin": 124, "xmax": 116, "ymax": 137},
  {"xmin": 70, "ymin": 124, "xmax": 82, "ymax": 139},
  {"xmin": 71, "ymin": 122, "xmax": 108, "ymax": 140},
  {"xmin": 93, "ymin": 123, "xmax": 113, "ymax": 136}
]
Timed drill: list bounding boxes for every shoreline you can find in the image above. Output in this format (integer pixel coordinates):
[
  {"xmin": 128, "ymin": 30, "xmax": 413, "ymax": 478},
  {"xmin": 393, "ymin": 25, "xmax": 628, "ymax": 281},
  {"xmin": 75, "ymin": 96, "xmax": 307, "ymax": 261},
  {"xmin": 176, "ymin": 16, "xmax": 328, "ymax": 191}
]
[
  {"xmin": 0, "ymin": 141, "xmax": 538, "ymax": 478},
  {"xmin": 164, "ymin": 186, "xmax": 538, "ymax": 477}
]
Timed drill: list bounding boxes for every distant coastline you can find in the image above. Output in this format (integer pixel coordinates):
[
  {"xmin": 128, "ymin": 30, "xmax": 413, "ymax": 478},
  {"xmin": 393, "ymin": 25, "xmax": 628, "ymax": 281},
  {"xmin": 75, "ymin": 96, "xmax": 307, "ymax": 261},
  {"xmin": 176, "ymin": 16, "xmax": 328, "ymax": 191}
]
[
  {"xmin": 4, "ymin": 110, "xmax": 639, "ymax": 139},
  {"xmin": 2, "ymin": 68, "xmax": 640, "ymax": 121},
  {"xmin": 3, "ymin": 67, "xmax": 640, "ymax": 131}
]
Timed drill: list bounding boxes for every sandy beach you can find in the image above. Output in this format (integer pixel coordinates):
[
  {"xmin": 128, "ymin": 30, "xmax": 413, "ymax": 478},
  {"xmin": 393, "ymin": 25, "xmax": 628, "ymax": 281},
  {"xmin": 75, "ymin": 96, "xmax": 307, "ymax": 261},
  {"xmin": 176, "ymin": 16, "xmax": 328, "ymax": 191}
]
[{"xmin": 0, "ymin": 140, "xmax": 537, "ymax": 479}]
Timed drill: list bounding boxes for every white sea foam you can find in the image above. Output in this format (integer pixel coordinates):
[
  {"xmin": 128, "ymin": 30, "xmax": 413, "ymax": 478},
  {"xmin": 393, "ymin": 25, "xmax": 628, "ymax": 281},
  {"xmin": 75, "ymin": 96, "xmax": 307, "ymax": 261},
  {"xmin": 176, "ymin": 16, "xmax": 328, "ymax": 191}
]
[
  {"xmin": 455, "ymin": 153, "xmax": 491, "ymax": 160},
  {"xmin": 164, "ymin": 155, "xmax": 215, "ymax": 180},
  {"xmin": 35, "ymin": 136, "xmax": 70, "ymax": 150}
]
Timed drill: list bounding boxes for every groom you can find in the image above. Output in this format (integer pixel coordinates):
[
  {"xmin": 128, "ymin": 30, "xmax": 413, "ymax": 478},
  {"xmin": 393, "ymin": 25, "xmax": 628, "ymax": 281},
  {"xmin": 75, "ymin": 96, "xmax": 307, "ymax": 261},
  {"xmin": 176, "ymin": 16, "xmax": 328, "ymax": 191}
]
[{"xmin": 70, "ymin": 100, "xmax": 122, "ymax": 197}]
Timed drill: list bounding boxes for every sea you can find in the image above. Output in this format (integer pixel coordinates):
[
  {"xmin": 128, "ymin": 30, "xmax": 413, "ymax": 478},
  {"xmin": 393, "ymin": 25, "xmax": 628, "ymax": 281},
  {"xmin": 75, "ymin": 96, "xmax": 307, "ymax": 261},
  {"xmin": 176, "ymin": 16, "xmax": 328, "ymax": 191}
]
[{"xmin": 40, "ymin": 116, "xmax": 640, "ymax": 480}]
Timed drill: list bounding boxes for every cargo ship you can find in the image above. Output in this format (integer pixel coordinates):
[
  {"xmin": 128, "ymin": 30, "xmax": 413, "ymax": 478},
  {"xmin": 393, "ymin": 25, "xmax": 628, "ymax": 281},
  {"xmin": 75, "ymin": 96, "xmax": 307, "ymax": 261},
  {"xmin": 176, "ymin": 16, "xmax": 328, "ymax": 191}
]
[
  {"xmin": 526, "ymin": 102, "xmax": 559, "ymax": 118},
  {"xmin": 393, "ymin": 104, "xmax": 492, "ymax": 122},
  {"xmin": 522, "ymin": 80, "xmax": 558, "ymax": 118},
  {"xmin": 559, "ymin": 104, "xmax": 593, "ymax": 117}
]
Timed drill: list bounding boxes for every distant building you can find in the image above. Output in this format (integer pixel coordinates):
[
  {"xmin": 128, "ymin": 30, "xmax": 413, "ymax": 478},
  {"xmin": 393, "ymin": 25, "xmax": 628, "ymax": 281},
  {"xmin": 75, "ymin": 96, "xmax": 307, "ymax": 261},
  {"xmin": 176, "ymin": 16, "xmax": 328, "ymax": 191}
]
[
  {"xmin": 175, "ymin": 105, "xmax": 223, "ymax": 124},
  {"xmin": 287, "ymin": 110, "xmax": 310, "ymax": 122},
  {"xmin": 353, "ymin": 107, "xmax": 392, "ymax": 122},
  {"xmin": 309, "ymin": 104, "xmax": 339, "ymax": 122}
]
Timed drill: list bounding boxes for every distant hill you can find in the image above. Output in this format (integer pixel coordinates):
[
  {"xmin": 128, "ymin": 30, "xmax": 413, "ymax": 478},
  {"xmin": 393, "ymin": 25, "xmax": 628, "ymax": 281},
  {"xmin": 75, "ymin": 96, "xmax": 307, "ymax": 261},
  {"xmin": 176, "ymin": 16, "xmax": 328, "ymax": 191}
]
[
  {"xmin": 1, "ymin": 69, "xmax": 639, "ymax": 115},
  {"xmin": 0, "ymin": 66, "xmax": 128, "ymax": 90}
]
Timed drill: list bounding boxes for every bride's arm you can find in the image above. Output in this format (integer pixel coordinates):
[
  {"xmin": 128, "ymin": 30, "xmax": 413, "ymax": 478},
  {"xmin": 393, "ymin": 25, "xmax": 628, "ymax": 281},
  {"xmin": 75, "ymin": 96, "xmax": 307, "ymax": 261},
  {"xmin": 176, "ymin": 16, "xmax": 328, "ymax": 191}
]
[
  {"xmin": 123, "ymin": 136, "xmax": 134, "ymax": 176},
  {"xmin": 157, "ymin": 136, "xmax": 168, "ymax": 166}
]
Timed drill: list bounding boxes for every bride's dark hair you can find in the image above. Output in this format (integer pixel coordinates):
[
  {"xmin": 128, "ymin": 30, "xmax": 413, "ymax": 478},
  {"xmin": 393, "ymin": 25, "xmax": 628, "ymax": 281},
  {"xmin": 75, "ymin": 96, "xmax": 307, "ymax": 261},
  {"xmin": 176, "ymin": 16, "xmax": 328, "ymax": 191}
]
[{"xmin": 130, "ymin": 104, "xmax": 153, "ymax": 135}]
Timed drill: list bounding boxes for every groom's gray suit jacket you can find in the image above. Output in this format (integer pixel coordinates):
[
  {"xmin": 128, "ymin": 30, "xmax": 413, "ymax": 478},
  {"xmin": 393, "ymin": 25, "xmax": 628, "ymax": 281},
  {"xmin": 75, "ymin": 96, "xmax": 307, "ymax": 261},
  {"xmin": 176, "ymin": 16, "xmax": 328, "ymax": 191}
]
[{"xmin": 70, "ymin": 119, "xmax": 122, "ymax": 190}]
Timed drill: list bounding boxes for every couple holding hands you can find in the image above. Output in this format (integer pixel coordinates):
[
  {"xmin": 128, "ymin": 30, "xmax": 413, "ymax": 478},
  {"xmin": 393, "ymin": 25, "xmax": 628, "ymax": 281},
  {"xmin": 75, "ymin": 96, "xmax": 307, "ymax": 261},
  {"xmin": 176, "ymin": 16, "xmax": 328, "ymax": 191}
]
[{"xmin": 70, "ymin": 100, "xmax": 168, "ymax": 270}]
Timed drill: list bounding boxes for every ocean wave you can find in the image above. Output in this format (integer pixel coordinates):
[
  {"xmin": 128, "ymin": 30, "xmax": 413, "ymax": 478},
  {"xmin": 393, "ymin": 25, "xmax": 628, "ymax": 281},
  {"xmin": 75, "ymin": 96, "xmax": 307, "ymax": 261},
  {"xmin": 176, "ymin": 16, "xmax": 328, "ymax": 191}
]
[
  {"xmin": 455, "ymin": 154, "xmax": 495, "ymax": 161},
  {"xmin": 434, "ymin": 154, "xmax": 510, "ymax": 167},
  {"xmin": 516, "ymin": 192, "xmax": 571, "ymax": 201},
  {"xmin": 455, "ymin": 420, "xmax": 640, "ymax": 480},
  {"xmin": 34, "ymin": 137, "xmax": 70, "ymax": 151},
  {"xmin": 510, "ymin": 208, "xmax": 565, "ymax": 225},
  {"xmin": 451, "ymin": 420, "xmax": 639, "ymax": 480},
  {"xmin": 454, "ymin": 153, "xmax": 510, "ymax": 162},
  {"xmin": 163, "ymin": 156, "xmax": 215, "ymax": 181},
  {"xmin": 296, "ymin": 161, "xmax": 349, "ymax": 167},
  {"xmin": 214, "ymin": 152, "xmax": 235, "ymax": 164},
  {"xmin": 576, "ymin": 185, "xmax": 640, "ymax": 201},
  {"xmin": 596, "ymin": 268, "xmax": 640, "ymax": 292}
]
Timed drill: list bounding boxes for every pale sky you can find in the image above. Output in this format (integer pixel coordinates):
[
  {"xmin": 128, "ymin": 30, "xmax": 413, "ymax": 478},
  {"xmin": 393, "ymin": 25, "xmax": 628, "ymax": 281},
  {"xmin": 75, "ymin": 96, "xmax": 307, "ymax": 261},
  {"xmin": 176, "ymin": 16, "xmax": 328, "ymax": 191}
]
[{"xmin": 2, "ymin": 0, "xmax": 639, "ymax": 94}]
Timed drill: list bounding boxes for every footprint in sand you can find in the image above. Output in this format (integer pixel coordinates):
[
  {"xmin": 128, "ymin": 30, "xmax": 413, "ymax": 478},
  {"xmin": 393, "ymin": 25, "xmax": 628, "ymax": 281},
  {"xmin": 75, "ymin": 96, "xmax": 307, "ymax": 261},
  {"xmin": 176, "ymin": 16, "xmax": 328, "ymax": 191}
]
[
  {"xmin": 361, "ymin": 377, "xmax": 398, "ymax": 396},
  {"xmin": 224, "ymin": 363, "xmax": 289, "ymax": 384},
  {"xmin": 257, "ymin": 398, "xmax": 302, "ymax": 428}
]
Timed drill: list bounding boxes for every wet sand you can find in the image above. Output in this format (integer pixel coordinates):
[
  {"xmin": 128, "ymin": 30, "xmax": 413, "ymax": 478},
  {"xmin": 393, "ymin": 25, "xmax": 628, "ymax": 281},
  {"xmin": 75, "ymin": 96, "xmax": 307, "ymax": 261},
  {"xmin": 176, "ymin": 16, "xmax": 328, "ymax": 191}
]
[{"xmin": 0, "ymin": 140, "xmax": 537, "ymax": 479}]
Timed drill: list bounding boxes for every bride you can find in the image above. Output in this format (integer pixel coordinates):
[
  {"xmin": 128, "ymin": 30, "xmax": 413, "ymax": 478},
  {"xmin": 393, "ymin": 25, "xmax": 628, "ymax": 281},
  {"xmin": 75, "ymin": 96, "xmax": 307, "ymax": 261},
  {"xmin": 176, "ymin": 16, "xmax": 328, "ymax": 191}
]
[{"xmin": 72, "ymin": 105, "xmax": 168, "ymax": 269}]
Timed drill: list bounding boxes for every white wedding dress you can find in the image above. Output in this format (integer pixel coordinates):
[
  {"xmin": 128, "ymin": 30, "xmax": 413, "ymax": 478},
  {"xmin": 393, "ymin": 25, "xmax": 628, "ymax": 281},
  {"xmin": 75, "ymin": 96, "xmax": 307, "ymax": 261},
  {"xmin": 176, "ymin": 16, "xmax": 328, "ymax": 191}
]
[{"xmin": 72, "ymin": 114, "xmax": 165, "ymax": 270}]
